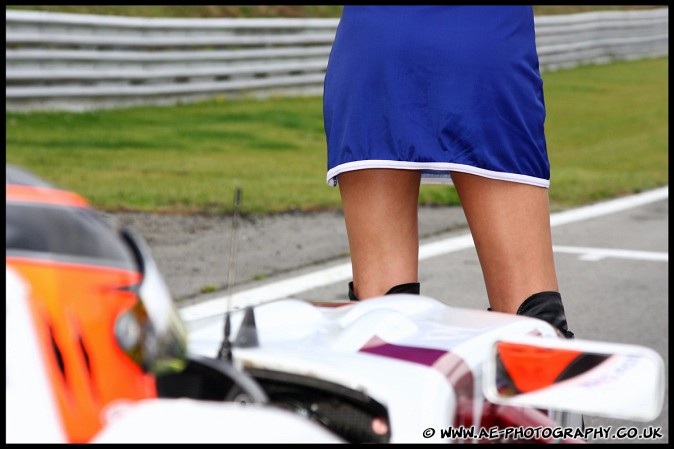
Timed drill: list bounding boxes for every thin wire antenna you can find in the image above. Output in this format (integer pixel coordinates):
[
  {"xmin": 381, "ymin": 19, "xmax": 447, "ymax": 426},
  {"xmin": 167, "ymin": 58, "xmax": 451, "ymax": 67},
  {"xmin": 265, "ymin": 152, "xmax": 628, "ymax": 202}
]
[
  {"xmin": 227, "ymin": 187, "xmax": 242, "ymax": 303},
  {"xmin": 217, "ymin": 187, "xmax": 242, "ymax": 361}
]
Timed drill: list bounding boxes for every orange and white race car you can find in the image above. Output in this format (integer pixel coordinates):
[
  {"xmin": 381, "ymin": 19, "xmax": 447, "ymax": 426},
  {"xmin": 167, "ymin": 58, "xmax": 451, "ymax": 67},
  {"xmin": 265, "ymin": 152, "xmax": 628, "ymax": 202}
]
[{"xmin": 5, "ymin": 164, "xmax": 342, "ymax": 444}]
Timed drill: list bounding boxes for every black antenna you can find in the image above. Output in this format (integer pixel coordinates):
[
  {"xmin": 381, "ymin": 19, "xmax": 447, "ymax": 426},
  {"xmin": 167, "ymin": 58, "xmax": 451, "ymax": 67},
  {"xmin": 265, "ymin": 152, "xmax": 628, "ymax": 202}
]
[{"xmin": 217, "ymin": 187, "xmax": 242, "ymax": 362}]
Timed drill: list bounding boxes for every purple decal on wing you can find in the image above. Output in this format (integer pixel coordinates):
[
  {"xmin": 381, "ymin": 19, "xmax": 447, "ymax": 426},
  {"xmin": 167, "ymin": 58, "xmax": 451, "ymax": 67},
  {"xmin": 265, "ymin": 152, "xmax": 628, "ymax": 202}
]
[{"xmin": 359, "ymin": 337, "xmax": 447, "ymax": 366}]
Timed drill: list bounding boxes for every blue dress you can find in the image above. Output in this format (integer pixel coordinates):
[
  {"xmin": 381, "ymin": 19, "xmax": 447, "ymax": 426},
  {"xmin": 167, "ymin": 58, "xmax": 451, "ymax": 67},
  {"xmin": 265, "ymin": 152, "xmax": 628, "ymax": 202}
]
[{"xmin": 324, "ymin": 6, "xmax": 550, "ymax": 188}]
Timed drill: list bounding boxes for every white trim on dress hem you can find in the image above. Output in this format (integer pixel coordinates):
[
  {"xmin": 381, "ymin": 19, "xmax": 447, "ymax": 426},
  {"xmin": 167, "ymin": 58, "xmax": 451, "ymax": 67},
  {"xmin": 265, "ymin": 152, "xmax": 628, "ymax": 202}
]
[{"xmin": 326, "ymin": 160, "xmax": 550, "ymax": 188}]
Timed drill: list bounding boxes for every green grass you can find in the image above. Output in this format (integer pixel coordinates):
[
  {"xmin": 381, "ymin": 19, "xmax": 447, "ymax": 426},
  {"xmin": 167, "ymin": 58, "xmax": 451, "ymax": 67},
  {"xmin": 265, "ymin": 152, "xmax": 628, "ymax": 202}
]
[
  {"xmin": 6, "ymin": 57, "xmax": 668, "ymax": 215},
  {"xmin": 543, "ymin": 58, "xmax": 669, "ymax": 210}
]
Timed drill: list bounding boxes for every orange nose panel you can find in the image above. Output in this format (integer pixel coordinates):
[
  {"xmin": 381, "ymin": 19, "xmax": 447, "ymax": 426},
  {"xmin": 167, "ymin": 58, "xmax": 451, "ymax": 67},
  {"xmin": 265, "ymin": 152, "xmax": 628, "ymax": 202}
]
[{"xmin": 497, "ymin": 341, "xmax": 582, "ymax": 394}]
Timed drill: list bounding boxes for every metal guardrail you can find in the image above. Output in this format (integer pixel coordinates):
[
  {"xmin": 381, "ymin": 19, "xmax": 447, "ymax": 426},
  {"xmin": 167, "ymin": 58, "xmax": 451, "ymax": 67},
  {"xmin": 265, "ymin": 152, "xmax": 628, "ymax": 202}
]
[{"xmin": 5, "ymin": 8, "xmax": 669, "ymax": 111}]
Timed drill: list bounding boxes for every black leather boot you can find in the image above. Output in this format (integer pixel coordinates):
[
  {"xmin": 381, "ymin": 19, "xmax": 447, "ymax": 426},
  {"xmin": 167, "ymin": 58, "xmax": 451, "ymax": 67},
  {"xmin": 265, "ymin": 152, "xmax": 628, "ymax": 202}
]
[
  {"xmin": 348, "ymin": 281, "xmax": 420, "ymax": 301},
  {"xmin": 516, "ymin": 291, "xmax": 575, "ymax": 339}
]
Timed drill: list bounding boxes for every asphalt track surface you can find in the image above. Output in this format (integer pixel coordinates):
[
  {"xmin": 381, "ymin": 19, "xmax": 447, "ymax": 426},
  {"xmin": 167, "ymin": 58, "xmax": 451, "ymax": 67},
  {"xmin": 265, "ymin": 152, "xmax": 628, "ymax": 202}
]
[{"xmin": 114, "ymin": 186, "xmax": 668, "ymax": 444}]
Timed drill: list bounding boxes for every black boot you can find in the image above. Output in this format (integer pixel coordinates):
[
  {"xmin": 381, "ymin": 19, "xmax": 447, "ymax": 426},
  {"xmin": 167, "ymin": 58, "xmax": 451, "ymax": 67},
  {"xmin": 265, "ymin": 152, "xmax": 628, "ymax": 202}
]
[
  {"xmin": 516, "ymin": 291, "xmax": 575, "ymax": 339},
  {"xmin": 348, "ymin": 281, "xmax": 420, "ymax": 301}
]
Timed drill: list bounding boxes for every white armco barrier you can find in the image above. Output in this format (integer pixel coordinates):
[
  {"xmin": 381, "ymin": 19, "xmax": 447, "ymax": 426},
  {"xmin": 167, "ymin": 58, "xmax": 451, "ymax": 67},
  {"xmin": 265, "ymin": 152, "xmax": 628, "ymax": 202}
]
[{"xmin": 5, "ymin": 8, "xmax": 668, "ymax": 111}]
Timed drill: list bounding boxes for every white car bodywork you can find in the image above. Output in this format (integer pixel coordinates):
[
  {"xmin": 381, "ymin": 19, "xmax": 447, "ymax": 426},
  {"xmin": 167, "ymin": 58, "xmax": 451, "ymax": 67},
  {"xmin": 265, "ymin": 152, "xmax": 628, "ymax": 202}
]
[
  {"xmin": 7, "ymin": 266, "xmax": 664, "ymax": 444},
  {"xmin": 187, "ymin": 295, "xmax": 664, "ymax": 443}
]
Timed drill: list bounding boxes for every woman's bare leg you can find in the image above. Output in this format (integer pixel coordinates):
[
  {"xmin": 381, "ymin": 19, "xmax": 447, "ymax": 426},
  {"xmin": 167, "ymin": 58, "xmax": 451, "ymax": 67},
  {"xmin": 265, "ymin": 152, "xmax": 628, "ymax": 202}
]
[
  {"xmin": 450, "ymin": 171, "xmax": 559, "ymax": 314},
  {"xmin": 338, "ymin": 169, "xmax": 421, "ymax": 300}
]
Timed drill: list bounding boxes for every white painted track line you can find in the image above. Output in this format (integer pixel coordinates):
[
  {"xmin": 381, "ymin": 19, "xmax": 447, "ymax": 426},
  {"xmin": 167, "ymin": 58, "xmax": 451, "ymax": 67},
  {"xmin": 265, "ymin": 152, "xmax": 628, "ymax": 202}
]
[
  {"xmin": 549, "ymin": 186, "xmax": 668, "ymax": 226},
  {"xmin": 552, "ymin": 246, "xmax": 667, "ymax": 262},
  {"xmin": 179, "ymin": 186, "xmax": 668, "ymax": 323}
]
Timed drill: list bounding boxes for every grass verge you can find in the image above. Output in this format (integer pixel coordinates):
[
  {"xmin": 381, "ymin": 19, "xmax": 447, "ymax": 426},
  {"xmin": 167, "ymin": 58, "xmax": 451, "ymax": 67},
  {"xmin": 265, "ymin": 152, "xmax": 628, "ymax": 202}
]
[{"xmin": 6, "ymin": 57, "xmax": 668, "ymax": 215}]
